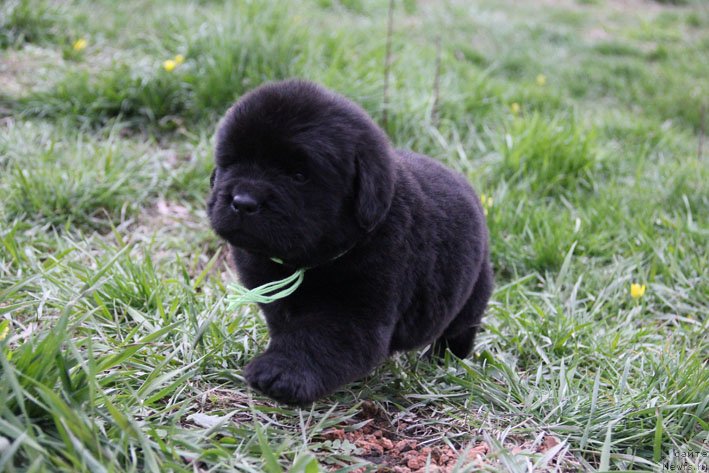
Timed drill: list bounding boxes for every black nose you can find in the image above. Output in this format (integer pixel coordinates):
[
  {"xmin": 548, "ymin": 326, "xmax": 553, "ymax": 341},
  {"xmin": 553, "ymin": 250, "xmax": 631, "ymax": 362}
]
[{"xmin": 231, "ymin": 194, "xmax": 260, "ymax": 214}]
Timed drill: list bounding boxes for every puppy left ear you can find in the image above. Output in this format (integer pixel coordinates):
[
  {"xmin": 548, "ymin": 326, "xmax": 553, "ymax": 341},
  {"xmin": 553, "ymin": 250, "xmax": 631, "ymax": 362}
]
[
  {"xmin": 209, "ymin": 168, "xmax": 216, "ymax": 188},
  {"xmin": 354, "ymin": 142, "xmax": 395, "ymax": 232}
]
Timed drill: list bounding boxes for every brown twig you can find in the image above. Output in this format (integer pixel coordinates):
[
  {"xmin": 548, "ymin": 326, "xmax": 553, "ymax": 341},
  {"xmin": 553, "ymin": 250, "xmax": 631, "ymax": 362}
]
[
  {"xmin": 431, "ymin": 35, "xmax": 442, "ymax": 126},
  {"xmin": 698, "ymin": 104, "xmax": 706, "ymax": 160},
  {"xmin": 382, "ymin": 0, "xmax": 395, "ymax": 131}
]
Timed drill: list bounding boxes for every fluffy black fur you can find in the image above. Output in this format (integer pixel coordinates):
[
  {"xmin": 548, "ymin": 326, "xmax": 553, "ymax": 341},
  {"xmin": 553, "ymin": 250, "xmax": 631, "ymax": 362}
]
[{"xmin": 207, "ymin": 80, "xmax": 493, "ymax": 405}]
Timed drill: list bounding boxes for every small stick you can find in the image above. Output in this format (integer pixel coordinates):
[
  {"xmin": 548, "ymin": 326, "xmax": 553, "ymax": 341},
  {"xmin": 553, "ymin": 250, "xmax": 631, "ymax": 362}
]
[
  {"xmin": 382, "ymin": 0, "xmax": 395, "ymax": 130},
  {"xmin": 698, "ymin": 104, "xmax": 705, "ymax": 160},
  {"xmin": 431, "ymin": 35, "xmax": 442, "ymax": 126}
]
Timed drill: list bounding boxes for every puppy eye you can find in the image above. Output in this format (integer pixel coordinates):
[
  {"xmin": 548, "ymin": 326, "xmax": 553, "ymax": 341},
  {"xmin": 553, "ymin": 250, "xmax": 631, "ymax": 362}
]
[{"xmin": 291, "ymin": 172, "xmax": 308, "ymax": 183}]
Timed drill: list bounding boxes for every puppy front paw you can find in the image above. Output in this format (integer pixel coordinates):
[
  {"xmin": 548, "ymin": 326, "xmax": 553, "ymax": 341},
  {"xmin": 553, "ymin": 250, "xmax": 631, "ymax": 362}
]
[{"xmin": 243, "ymin": 351, "xmax": 329, "ymax": 405}]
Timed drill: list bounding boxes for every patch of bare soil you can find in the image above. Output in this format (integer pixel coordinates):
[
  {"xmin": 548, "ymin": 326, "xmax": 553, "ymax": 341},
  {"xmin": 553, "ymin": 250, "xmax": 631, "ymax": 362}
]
[
  {"xmin": 529, "ymin": 0, "xmax": 667, "ymax": 12},
  {"xmin": 322, "ymin": 425, "xmax": 489, "ymax": 472},
  {"xmin": 0, "ymin": 45, "xmax": 65, "ymax": 97},
  {"xmin": 319, "ymin": 401, "xmax": 566, "ymax": 472}
]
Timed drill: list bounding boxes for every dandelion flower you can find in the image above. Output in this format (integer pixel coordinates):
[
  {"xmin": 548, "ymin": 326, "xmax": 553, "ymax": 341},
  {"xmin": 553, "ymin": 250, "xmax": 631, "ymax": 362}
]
[
  {"xmin": 174, "ymin": 54, "xmax": 185, "ymax": 65},
  {"xmin": 72, "ymin": 38, "xmax": 88, "ymax": 52},
  {"xmin": 510, "ymin": 102, "xmax": 521, "ymax": 115},
  {"xmin": 630, "ymin": 283, "xmax": 646, "ymax": 299},
  {"xmin": 536, "ymin": 74, "xmax": 547, "ymax": 86},
  {"xmin": 163, "ymin": 59, "xmax": 177, "ymax": 72}
]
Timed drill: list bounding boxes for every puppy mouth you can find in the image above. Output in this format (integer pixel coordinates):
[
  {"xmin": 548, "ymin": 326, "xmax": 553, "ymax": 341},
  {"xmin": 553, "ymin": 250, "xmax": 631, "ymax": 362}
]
[
  {"xmin": 221, "ymin": 225, "xmax": 308, "ymax": 263},
  {"xmin": 219, "ymin": 227, "xmax": 261, "ymax": 249},
  {"xmin": 218, "ymin": 223, "xmax": 284, "ymax": 256}
]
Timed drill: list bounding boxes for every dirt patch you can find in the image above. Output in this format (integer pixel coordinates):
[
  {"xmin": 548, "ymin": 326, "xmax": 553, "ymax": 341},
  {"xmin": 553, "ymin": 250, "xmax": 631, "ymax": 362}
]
[
  {"xmin": 0, "ymin": 45, "xmax": 65, "ymax": 97},
  {"xmin": 322, "ymin": 425, "xmax": 488, "ymax": 472},
  {"xmin": 528, "ymin": 0, "xmax": 668, "ymax": 12},
  {"xmin": 318, "ymin": 401, "xmax": 565, "ymax": 472}
]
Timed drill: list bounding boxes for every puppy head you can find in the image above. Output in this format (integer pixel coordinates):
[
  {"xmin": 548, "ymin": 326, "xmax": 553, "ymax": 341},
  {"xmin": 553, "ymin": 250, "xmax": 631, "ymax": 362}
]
[{"xmin": 207, "ymin": 80, "xmax": 395, "ymax": 266}]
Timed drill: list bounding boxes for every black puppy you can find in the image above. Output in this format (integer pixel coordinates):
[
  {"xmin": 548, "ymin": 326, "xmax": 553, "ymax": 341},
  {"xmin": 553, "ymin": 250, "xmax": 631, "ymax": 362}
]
[{"xmin": 207, "ymin": 80, "xmax": 492, "ymax": 405}]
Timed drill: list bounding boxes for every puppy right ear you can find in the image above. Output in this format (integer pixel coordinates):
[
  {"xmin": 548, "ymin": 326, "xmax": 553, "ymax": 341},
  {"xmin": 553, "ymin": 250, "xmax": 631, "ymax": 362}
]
[
  {"xmin": 354, "ymin": 142, "xmax": 395, "ymax": 232},
  {"xmin": 209, "ymin": 168, "xmax": 216, "ymax": 188}
]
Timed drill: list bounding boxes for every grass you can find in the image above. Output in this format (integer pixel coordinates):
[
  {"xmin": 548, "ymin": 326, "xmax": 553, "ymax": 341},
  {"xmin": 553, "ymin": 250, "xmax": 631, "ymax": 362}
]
[
  {"xmin": 496, "ymin": 112, "xmax": 597, "ymax": 195},
  {"xmin": 0, "ymin": 0, "xmax": 62, "ymax": 48},
  {"xmin": 1, "ymin": 0, "xmax": 707, "ymax": 471}
]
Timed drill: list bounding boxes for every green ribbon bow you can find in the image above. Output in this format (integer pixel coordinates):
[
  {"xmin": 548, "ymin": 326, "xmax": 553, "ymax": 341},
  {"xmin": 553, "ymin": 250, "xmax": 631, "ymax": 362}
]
[{"xmin": 225, "ymin": 258, "xmax": 305, "ymax": 310}]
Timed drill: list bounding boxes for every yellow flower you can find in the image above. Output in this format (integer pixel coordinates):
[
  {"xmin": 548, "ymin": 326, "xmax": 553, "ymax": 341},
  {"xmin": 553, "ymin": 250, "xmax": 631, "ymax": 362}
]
[
  {"xmin": 163, "ymin": 59, "xmax": 177, "ymax": 72},
  {"xmin": 536, "ymin": 74, "xmax": 547, "ymax": 86},
  {"xmin": 630, "ymin": 283, "xmax": 646, "ymax": 299},
  {"xmin": 510, "ymin": 102, "xmax": 521, "ymax": 115},
  {"xmin": 72, "ymin": 38, "xmax": 88, "ymax": 52},
  {"xmin": 163, "ymin": 54, "xmax": 185, "ymax": 72}
]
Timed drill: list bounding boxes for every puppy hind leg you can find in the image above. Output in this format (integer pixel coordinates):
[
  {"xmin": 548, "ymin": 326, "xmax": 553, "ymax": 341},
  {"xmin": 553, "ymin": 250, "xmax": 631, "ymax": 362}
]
[
  {"xmin": 431, "ymin": 326, "xmax": 478, "ymax": 359},
  {"xmin": 433, "ymin": 258, "xmax": 493, "ymax": 359}
]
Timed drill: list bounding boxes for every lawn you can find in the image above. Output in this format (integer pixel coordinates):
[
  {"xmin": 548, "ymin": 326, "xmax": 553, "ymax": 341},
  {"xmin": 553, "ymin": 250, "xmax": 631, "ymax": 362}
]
[{"xmin": 0, "ymin": 0, "xmax": 707, "ymax": 471}]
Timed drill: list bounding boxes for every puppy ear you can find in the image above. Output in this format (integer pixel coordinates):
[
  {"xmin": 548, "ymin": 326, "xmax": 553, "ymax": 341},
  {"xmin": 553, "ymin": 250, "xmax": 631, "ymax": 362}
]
[
  {"xmin": 354, "ymin": 143, "xmax": 395, "ymax": 232},
  {"xmin": 209, "ymin": 168, "xmax": 216, "ymax": 189}
]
